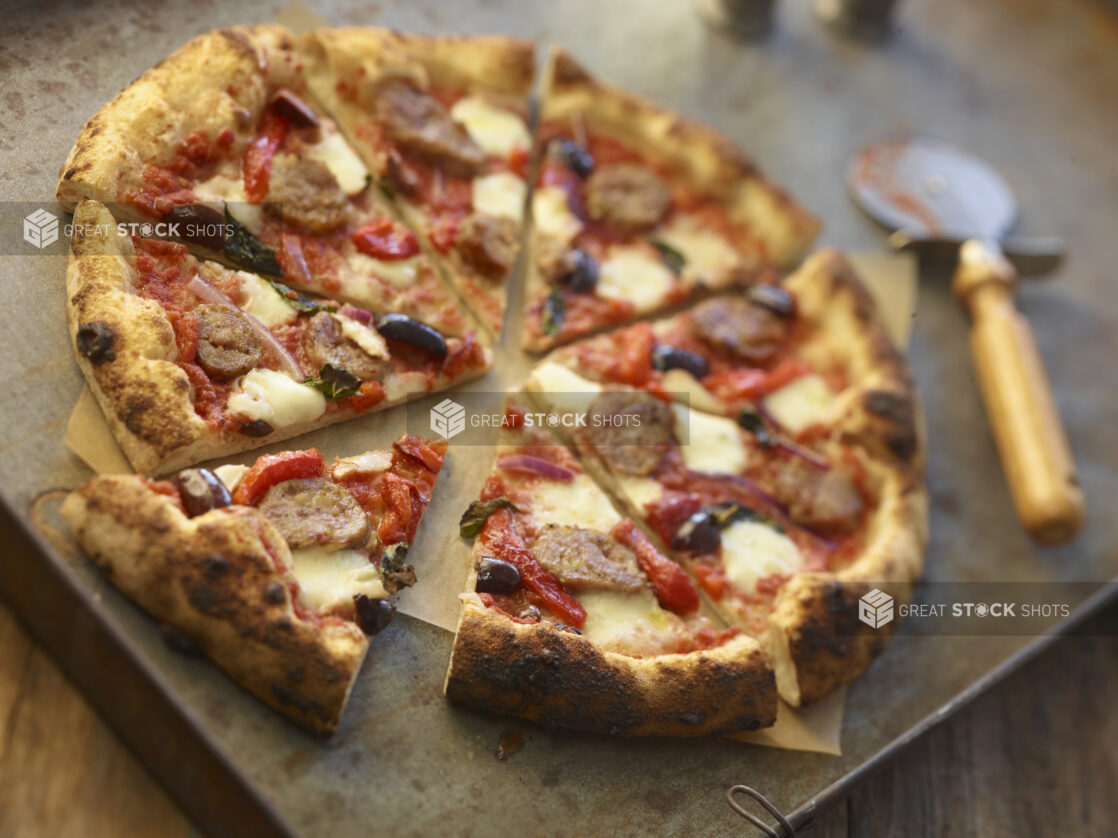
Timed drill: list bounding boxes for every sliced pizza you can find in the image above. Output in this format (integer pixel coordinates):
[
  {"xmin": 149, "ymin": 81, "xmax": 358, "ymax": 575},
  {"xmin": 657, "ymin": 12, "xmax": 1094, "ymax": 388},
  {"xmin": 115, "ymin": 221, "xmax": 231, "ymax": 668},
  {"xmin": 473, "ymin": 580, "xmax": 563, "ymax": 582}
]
[
  {"xmin": 61, "ymin": 435, "xmax": 448, "ymax": 733},
  {"xmin": 444, "ymin": 404, "xmax": 777, "ymax": 736},
  {"xmin": 67, "ymin": 199, "xmax": 490, "ymax": 473},
  {"xmin": 299, "ymin": 28, "xmax": 536, "ymax": 336},
  {"xmin": 526, "ymin": 253, "xmax": 927, "ymax": 706},
  {"xmin": 520, "ymin": 47, "xmax": 821, "ymax": 352},
  {"xmin": 56, "ymin": 25, "xmax": 470, "ymax": 335}
]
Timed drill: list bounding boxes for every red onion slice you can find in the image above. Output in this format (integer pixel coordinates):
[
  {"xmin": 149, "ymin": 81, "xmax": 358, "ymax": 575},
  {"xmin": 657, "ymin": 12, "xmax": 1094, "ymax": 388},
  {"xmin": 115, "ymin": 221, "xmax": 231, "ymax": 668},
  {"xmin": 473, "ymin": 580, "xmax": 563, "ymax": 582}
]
[
  {"xmin": 186, "ymin": 274, "xmax": 304, "ymax": 381},
  {"xmin": 339, "ymin": 304, "xmax": 373, "ymax": 324},
  {"xmin": 774, "ymin": 438, "xmax": 832, "ymax": 471},
  {"xmin": 496, "ymin": 454, "xmax": 576, "ymax": 483},
  {"xmin": 281, "ymin": 233, "xmax": 312, "ymax": 286}
]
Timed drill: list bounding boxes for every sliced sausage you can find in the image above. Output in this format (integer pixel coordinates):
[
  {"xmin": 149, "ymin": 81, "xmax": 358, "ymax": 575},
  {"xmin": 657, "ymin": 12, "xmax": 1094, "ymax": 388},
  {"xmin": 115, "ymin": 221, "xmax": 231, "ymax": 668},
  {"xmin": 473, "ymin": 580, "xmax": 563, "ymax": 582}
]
[
  {"xmin": 265, "ymin": 154, "xmax": 351, "ymax": 234},
  {"xmin": 688, "ymin": 297, "xmax": 789, "ymax": 362},
  {"xmin": 578, "ymin": 391, "xmax": 675, "ymax": 477},
  {"xmin": 584, "ymin": 163, "xmax": 671, "ymax": 232},
  {"xmin": 194, "ymin": 304, "xmax": 263, "ymax": 381},
  {"xmin": 530, "ymin": 525, "xmax": 646, "ymax": 593},
  {"xmin": 301, "ymin": 311, "xmax": 387, "ymax": 382},
  {"xmin": 456, "ymin": 213, "xmax": 519, "ymax": 280},
  {"xmin": 373, "ymin": 78, "xmax": 484, "ymax": 174},
  {"xmin": 257, "ymin": 477, "xmax": 369, "ymax": 550},
  {"xmin": 772, "ymin": 459, "xmax": 865, "ymax": 532}
]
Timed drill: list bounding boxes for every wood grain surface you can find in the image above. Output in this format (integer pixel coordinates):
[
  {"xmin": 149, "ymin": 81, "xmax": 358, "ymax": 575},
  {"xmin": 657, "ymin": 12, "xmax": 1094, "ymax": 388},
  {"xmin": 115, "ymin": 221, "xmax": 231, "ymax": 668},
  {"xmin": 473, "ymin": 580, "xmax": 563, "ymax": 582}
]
[{"xmin": 1, "ymin": 598, "xmax": 1113, "ymax": 837}]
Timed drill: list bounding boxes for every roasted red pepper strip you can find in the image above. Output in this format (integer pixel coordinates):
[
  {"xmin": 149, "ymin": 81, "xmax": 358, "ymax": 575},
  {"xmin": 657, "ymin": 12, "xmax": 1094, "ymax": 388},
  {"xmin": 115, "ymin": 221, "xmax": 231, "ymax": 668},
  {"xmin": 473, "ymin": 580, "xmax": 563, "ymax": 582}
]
[
  {"xmin": 701, "ymin": 358, "xmax": 810, "ymax": 405},
  {"xmin": 394, "ymin": 434, "xmax": 447, "ymax": 474},
  {"xmin": 243, "ymin": 111, "xmax": 289, "ymax": 203},
  {"xmin": 232, "ymin": 449, "xmax": 325, "ymax": 506},
  {"xmin": 479, "ymin": 507, "xmax": 587, "ymax": 629},
  {"xmin": 352, "ymin": 217, "xmax": 421, "ymax": 260},
  {"xmin": 611, "ymin": 519, "xmax": 700, "ymax": 616}
]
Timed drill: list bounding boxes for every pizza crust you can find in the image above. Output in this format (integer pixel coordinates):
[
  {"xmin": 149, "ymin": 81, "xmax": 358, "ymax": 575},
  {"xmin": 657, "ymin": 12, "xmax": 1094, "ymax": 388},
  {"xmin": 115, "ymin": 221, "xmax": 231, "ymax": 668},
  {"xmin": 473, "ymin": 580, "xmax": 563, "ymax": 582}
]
[
  {"xmin": 445, "ymin": 595, "xmax": 776, "ymax": 737},
  {"xmin": 61, "ymin": 475, "xmax": 368, "ymax": 734},
  {"xmin": 56, "ymin": 25, "xmax": 300, "ymax": 213}
]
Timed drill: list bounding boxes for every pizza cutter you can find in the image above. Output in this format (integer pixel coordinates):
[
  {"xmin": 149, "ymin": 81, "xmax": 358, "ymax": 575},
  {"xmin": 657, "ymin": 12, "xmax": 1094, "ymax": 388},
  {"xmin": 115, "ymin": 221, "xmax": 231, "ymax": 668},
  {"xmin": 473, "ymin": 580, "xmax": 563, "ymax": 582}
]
[{"xmin": 848, "ymin": 136, "xmax": 1084, "ymax": 544}]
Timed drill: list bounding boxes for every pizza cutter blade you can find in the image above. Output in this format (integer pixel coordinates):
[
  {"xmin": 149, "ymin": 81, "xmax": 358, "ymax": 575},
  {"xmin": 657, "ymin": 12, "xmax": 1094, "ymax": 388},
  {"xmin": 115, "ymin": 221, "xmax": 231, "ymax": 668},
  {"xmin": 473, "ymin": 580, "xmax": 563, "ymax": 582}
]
[
  {"xmin": 847, "ymin": 136, "xmax": 1083, "ymax": 544},
  {"xmin": 847, "ymin": 135, "xmax": 1065, "ymax": 275}
]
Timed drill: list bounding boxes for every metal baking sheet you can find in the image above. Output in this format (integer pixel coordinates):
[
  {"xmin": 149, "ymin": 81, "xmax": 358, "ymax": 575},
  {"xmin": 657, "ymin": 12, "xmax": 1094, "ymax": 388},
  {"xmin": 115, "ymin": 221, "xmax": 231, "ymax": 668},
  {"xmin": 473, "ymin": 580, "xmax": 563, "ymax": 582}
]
[{"xmin": 1, "ymin": 0, "xmax": 1116, "ymax": 835}]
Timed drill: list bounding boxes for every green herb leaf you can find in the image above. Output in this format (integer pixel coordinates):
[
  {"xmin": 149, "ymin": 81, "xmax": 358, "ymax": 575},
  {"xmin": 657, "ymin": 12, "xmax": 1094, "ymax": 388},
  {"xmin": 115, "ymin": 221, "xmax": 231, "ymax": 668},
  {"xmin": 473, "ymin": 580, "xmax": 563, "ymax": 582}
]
[
  {"xmin": 376, "ymin": 177, "xmax": 395, "ymax": 202},
  {"xmin": 541, "ymin": 288, "xmax": 565, "ymax": 337},
  {"xmin": 379, "ymin": 543, "xmax": 416, "ymax": 595},
  {"xmin": 223, "ymin": 207, "xmax": 282, "ymax": 276},
  {"xmin": 708, "ymin": 501, "xmax": 782, "ymax": 533},
  {"xmin": 264, "ymin": 277, "xmax": 336, "ymax": 314},
  {"xmin": 304, "ymin": 364, "xmax": 362, "ymax": 399},
  {"xmin": 650, "ymin": 239, "xmax": 686, "ymax": 275},
  {"xmin": 459, "ymin": 497, "xmax": 520, "ymax": 539},
  {"xmin": 736, "ymin": 408, "xmax": 775, "ymax": 447}
]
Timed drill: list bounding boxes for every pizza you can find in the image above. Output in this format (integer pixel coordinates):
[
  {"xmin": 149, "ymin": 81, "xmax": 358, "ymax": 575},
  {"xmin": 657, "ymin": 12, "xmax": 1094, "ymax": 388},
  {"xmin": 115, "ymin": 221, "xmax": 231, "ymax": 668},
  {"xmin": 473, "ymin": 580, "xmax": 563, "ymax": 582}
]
[
  {"xmin": 56, "ymin": 25, "xmax": 471, "ymax": 336},
  {"xmin": 66, "ymin": 199, "xmax": 490, "ymax": 474},
  {"xmin": 444, "ymin": 406, "xmax": 777, "ymax": 736},
  {"xmin": 525, "ymin": 250, "xmax": 927, "ymax": 707},
  {"xmin": 299, "ymin": 28, "xmax": 535, "ymax": 336},
  {"xmin": 61, "ymin": 435, "xmax": 448, "ymax": 733},
  {"xmin": 520, "ymin": 48, "xmax": 821, "ymax": 352}
]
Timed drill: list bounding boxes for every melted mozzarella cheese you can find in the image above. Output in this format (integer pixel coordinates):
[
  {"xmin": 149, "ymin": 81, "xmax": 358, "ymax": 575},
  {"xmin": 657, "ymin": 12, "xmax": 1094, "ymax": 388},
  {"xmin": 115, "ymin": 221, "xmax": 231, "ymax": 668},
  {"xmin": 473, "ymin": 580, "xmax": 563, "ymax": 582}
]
[
  {"xmin": 763, "ymin": 374, "xmax": 835, "ymax": 435},
  {"xmin": 237, "ymin": 271, "xmax": 297, "ymax": 328},
  {"xmin": 673, "ymin": 404, "xmax": 749, "ymax": 475},
  {"xmin": 617, "ymin": 474, "xmax": 663, "ymax": 511},
  {"xmin": 289, "ymin": 546, "xmax": 386, "ymax": 614},
  {"xmin": 472, "ymin": 172, "xmax": 526, "ymax": 220},
  {"xmin": 335, "ymin": 313, "xmax": 389, "ymax": 360},
  {"xmin": 531, "ymin": 186, "xmax": 583, "ymax": 243},
  {"xmin": 659, "ymin": 368, "xmax": 724, "ymax": 414},
  {"xmin": 346, "ymin": 250, "xmax": 420, "ymax": 287},
  {"xmin": 193, "ymin": 172, "xmax": 263, "ymax": 234},
  {"xmin": 525, "ymin": 361, "xmax": 602, "ymax": 416},
  {"xmin": 597, "ymin": 247, "xmax": 675, "ymax": 310},
  {"xmin": 530, "ymin": 474, "xmax": 621, "ymax": 532},
  {"xmin": 226, "ymin": 368, "xmax": 326, "ymax": 428},
  {"xmin": 655, "ymin": 221, "xmax": 739, "ymax": 283},
  {"xmin": 449, "ymin": 96, "xmax": 530, "ymax": 157},
  {"xmin": 720, "ymin": 520, "xmax": 802, "ymax": 594},
  {"xmin": 213, "ymin": 464, "xmax": 247, "ymax": 493},
  {"xmin": 577, "ymin": 588, "xmax": 675, "ymax": 655},
  {"xmin": 332, "ymin": 450, "xmax": 393, "ymax": 481},
  {"xmin": 304, "ymin": 130, "xmax": 370, "ymax": 196}
]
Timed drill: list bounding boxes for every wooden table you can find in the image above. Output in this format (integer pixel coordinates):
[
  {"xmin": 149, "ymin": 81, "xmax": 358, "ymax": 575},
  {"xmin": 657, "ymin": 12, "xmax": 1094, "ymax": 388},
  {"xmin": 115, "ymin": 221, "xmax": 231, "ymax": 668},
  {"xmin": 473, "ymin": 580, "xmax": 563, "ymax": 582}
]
[{"xmin": 2, "ymin": 598, "xmax": 1114, "ymax": 837}]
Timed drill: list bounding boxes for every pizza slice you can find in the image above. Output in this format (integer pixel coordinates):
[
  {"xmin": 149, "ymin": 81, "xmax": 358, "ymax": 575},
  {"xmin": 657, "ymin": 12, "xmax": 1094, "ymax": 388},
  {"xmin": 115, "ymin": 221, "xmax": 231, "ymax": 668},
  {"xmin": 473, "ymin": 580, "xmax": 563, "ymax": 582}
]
[
  {"xmin": 520, "ymin": 47, "xmax": 821, "ymax": 352},
  {"xmin": 299, "ymin": 28, "xmax": 536, "ymax": 336},
  {"xmin": 61, "ymin": 435, "xmax": 447, "ymax": 733},
  {"xmin": 525, "ymin": 253, "xmax": 927, "ymax": 706},
  {"xmin": 444, "ymin": 404, "xmax": 777, "ymax": 736},
  {"xmin": 56, "ymin": 25, "xmax": 470, "ymax": 335},
  {"xmin": 67, "ymin": 199, "xmax": 490, "ymax": 474}
]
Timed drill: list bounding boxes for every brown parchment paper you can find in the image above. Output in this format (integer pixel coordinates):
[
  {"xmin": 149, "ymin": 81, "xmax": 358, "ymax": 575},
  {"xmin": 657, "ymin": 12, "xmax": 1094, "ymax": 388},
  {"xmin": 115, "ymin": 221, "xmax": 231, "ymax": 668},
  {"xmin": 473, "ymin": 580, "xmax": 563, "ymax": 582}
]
[{"xmin": 63, "ymin": 248, "xmax": 915, "ymax": 754}]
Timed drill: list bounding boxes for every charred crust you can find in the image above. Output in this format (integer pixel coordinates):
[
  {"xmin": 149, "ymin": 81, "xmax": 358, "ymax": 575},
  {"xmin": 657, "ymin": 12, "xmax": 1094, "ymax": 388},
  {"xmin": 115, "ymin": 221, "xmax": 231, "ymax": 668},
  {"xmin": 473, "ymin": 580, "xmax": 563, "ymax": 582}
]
[
  {"xmin": 864, "ymin": 389, "xmax": 919, "ymax": 462},
  {"xmin": 76, "ymin": 321, "xmax": 115, "ymax": 363}
]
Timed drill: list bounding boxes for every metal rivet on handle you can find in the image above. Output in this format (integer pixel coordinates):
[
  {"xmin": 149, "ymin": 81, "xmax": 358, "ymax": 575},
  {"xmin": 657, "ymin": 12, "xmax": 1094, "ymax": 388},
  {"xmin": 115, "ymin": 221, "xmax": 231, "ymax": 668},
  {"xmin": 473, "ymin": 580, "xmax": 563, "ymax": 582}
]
[{"xmin": 726, "ymin": 785, "xmax": 796, "ymax": 837}]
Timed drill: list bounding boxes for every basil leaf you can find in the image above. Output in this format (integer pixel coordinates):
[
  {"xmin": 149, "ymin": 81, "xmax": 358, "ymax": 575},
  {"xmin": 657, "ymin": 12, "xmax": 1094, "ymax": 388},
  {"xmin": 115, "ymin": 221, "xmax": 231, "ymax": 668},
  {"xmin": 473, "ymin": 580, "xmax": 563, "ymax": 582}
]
[
  {"xmin": 264, "ymin": 277, "xmax": 335, "ymax": 315},
  {"xmin": 376, "ymin": 177, "xmax": 395, "ymax": 202},
  {"xmin": 459, "ymin": 497, "xmax": 520, "ymax": 539},
  {"xmin": 541, "ymin": 288, "xmax": 565, "ymax": 337},
  {"xmin": 651, "ymin": 239, "xmax": 686, "ymax": 275},
  {"xmin": 223, "ymin": 207, "xmax": 282, "ymax": 276},
  {"xmin": 304, "ymin": 364, "xmax": 362, "ymax": 399}
]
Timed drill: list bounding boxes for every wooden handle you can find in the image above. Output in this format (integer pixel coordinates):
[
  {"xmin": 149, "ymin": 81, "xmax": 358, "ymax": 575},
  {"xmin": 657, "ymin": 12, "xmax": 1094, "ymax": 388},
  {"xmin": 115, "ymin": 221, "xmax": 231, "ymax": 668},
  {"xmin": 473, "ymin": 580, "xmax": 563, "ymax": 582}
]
[{"xmin": 953, "ymin": 240, "xmax": 1084, "ymax": 544}]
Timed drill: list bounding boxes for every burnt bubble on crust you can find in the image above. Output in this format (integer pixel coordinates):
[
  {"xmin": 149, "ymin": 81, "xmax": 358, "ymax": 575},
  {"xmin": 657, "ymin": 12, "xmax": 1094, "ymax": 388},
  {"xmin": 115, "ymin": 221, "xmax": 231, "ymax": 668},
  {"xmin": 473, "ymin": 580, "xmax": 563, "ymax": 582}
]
[
  {"xmin": 76, "ymin": 321, "xmax": 115, "ymax": 363},
  {"xmin": 863, "ymin": 389, "xmax": 918, "ymax": 463}
]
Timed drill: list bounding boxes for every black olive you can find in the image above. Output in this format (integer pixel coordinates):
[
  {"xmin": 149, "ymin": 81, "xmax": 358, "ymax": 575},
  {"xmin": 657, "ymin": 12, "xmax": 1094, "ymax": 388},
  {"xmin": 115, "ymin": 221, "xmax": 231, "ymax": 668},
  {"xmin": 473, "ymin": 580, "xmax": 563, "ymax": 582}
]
[
  {"xmin": 161, "ymin": 204, "xmax": 228, "ymax": 252},
  {"xmin": 552, "ymin": 139, "xmax": 594, "ymax": 178},
  {"xmin": 651, "ymin": 344, "xmax": 710, "ymax": 379},
  {"xmin": 673, "ymin": 510, "xmax": 722, "ymax": 554},
  {"xmin": 559, "ymin": 249, "xmax": 599, "ymax": 293},
  {"xmin": 172, "ymin": 468, "xmax": 232, "ymax": 517},
  {"xmin": 374, "ymin": 313, "xmax": 448, "ymax": 359},
  {"xmin": 239, "ymin": 419, "xmax": 274, "ymax": 438},
  {"xmin": 270, "ymin": 88, "xmax": 320, "ymax": 129},
  {"xmin": 737, "ymin": 408, "xmax": 775, "ymax": 446},
  {"xmin": 475, "ymin": 556, "xmax": 522, "ymax": 595},
  {"xmin": 747, "ymin": 284, "xmax": 795, "ymax": 317},
  {"xmin": 354, "ymin": 594, "xmax": 396, "ymax": 636},
  {"xmin": 76, "ymin": 322, "xmax": 115, "ymax": 364}
]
